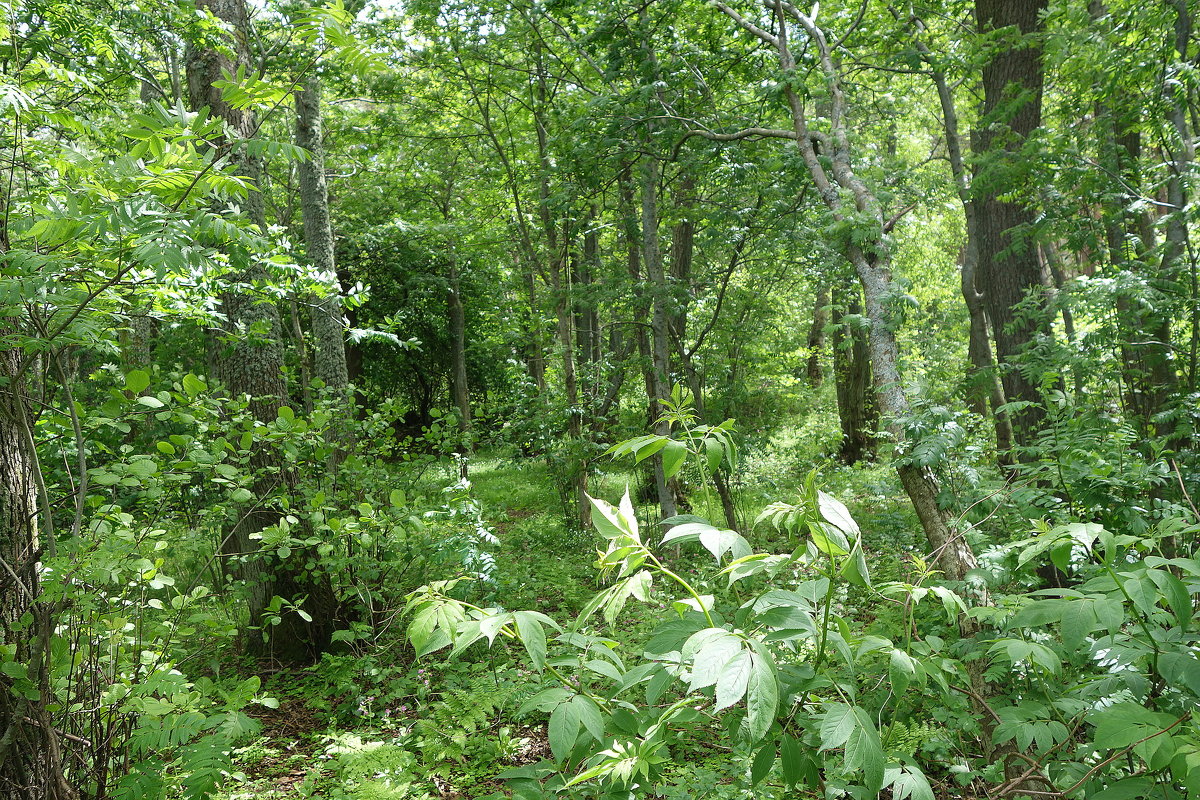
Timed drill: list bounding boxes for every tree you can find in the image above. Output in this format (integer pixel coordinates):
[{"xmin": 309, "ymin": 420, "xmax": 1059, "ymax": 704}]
[
  {"xmin": 295, "ymin": 75, "xmax": 354, "ymax": 455},
  {"xmin": 186, "ymin": 0, "xmax": 334, "ymax": 662},
  {"xmin": 971, "ymin": 0, "xmax": 1052, "ymax": 452}
]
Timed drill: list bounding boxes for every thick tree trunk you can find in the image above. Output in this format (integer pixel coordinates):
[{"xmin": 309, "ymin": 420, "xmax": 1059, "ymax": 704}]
[
  {"xmin": 188, "ymin": 0, "xmax": 334, "ymax": 663},
  {"xmin": 0, "ymin": 342, "xmax": 75, "ymax": 800},
  {"xmin": 832, "ymin": 286, "xmax": 877, "ymax": 464},
  {"xmin": 972, "ymin": 0, "xmax": 1052, "ymax": 452}
]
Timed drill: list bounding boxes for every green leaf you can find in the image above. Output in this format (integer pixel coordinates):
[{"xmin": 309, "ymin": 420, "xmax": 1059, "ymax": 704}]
[
  {"xmin": 780, "ymin": 734, "xmax": 807, "ymax": 787},
  {"xmin": 889, "ymin": 765, "xmax": 935, "ymax": 800},
  {"xmin": 661, "ymin": 439, "xmax": 688, "ymax": 479},
  {"xmin": 230, "ymin": 488, "xmax": 253, "ymax": 503},
  {"xmin": 889, "ymin": 648, "xmax": 919, "ymax": 695},
  {"xmin": 182, "ymin": 374, "xmax": 206, "ymax": 396},
  {"xmin": 571, "ymin": 694, "xmax": 605, "ymax": 742},
  {"xmin": 820, "ymin": 703, "xmax": 855, "ymax": 750},
  {"xmin": 750, "ymin": 742, "xmax": 775, "ymax": 786},
  {"xmin": 684, "ymin": 628, "xmax": 742, "ymax": 691},
  {"xmin": 1159, "ymin": 652, "xmax": 1200, "ymax": 696},
  {"xmin": 548, "ymin": 698, "xmax": 581, "ymax": 762},
  {"xmin": 844, "ymin": 707, "xmax": 884, "ymax": 792},
  {"xmin": 714, "ymin": 649, "xmax": 752, "ymax": 711},
  {"xmin": 817, "ymin": 491, "xmax": 860, "ymax": 537},
  {"xmin": 137, "ymin": 395, "xmax": 165, "ymax": 409},
  {"xmin": 518, "ymin": 687, "xmax": 573, "ymax": 716},
  {"xmin": 1090, "ymin": 778, "xmax": 1154, "ymax": 800},
  {"xmin": 125, "ymin": 370, "xmax": 150, "ymax": 394},
  {"xmin": 514, "ymin": 611, "xmax": 549, "ymax": 671},
  {"xmin": 744, "ymin": 644, "xmax": 778, "ymax": 742},
  {"xmin": 704, "ymin": 437, "xmax": 724, "ymax": 475}
]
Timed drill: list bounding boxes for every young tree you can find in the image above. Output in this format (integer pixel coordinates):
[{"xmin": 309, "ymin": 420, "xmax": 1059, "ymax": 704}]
[{"xmin": 710, "ymin": 0, "xmax": 978, "ymax": 580}]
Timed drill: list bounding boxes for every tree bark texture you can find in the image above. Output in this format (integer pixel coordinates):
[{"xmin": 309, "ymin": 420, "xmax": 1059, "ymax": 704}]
[
  {"xmin": 971, "ymin": 0, "xmax": 1051, "ymax": 451},
  {"xmin": 0, "ymin": 341, "xmax": 75, "ymax": 800},
  {"xmin": 832, "ymin": 286, "xmax": 878, "ymax": 464},
  {"xmin": 295, "ymin": 77, "xmax": 353, "ymax": 420}
]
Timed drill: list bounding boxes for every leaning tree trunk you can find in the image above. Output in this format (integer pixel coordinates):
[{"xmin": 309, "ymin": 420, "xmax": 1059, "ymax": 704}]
[
  {"xmin": 188, "ymin": 0, "xmax": 334, "ymax": 663},
  {"xmin": 712, "ymin": 0, "xmax": 977, "ymax": 581}
]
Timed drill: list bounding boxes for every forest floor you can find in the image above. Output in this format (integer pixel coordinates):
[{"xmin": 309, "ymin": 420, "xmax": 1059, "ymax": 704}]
[{"xmin": 215, "ymin": 435, "xmax": 922, "ymax": 800}]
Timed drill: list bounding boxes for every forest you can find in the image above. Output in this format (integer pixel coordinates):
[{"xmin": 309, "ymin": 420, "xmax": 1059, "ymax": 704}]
[{"xmin": 3, "ymin": 0, "xmax": 1200, "ymax": 798}]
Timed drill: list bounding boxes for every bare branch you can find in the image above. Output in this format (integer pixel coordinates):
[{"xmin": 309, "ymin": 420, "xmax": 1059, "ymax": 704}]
[{"xmin": 712, "ymin": 0, "xmax": 780, "ymax": 46}]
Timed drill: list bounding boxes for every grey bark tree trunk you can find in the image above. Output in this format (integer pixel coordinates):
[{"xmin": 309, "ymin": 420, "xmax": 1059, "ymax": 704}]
[
  {"xmin": 295, "ymin": 76, "xmax": 354, "ymax": 444},
  {"xmin": 713, "ymin": 0, "xmax": 977, "ymax": 581}
]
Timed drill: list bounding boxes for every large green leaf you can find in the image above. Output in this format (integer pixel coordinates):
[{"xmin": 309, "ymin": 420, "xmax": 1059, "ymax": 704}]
[
  {"xmin": 820, "ymin": 703, "xmax": 856, "ymax": 750},
  {"xmin": 548, "ymin": 698, "xmax": 581, "ymax": 762},
  {"xmin": 684, "ymin": 628, "xmax": 742, "ymax": 691},
  {"xmin": 661, "ymin": 439, "xmax": 688, "ymax": 479},
  {"xmin": 844, "ymin": 707, "xmax": 884, "ymax": 792},
  {"xmin": 714, "ymin": 649, "xmax": 752, "ymax": 711},
  {"xmin": 744, "ymin": 644, "xmax": 778, "ymax": 742}
]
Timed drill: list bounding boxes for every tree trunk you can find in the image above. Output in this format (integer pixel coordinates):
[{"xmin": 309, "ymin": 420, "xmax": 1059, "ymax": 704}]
[
  {"xmin": 712, "ymin": 0, "xmax": 977, "ymax": 579},
  {"xmin": 971, "ymin": 0, "xmax": 1052, "ymax": 452},
  {"xmin": 188, "ymin": 0, "xmax": 334, "ymax": 663},
  {"xmin": 832, "ymin": 286, "xmax": 878, "ymax": 464},
  {"xmin": 907, "ymin": 19, "xmax": 1015, "ymax": 460},
  {"xmin": 805, "ymin": 286, "xmax": 828, "ymax": 386},
  {"xmin": 0, "ymin": 342, "xmax": 76, "ymax": 800},
  {"xmin": 295, "ymin": 76, "xmax": 354, "ymax": 446},
  {"xmin": 641, "ymin": 154, "xmax": 678, "ymax": 522}
]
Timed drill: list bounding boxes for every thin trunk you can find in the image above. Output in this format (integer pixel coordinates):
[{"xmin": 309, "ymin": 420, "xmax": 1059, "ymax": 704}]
[
  {"xmin": 805, "ymin": 286, "xmax": 828, "ymax": 386},
  {"xmin": 620, "ymin": 164, "xmax": 664, "ymax": 509},
  {"xmin": 295, "ymin": 76, "xmax": 353, "ymax": 446},
  {"xmin": 641, "ymin": 154, "xmax": 678, "ymax": 522},
  {"xmin": 906, "ymin": 16, "xmax": 1014, "ymax": 458},
  {"xmin": 447, "ymin": 250, "xmax": 472, "ymax": 442},
  {"xmin": 832, "ymin": 286, "xmax": 878, "ymax": 464}
]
